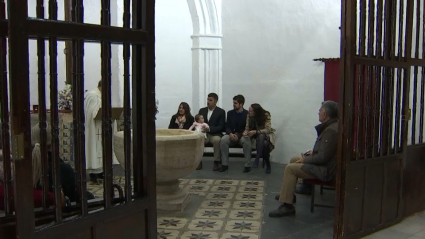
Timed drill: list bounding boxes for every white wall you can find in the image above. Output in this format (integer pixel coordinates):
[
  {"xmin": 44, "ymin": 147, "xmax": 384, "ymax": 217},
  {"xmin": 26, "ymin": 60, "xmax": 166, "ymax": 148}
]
[
  {"xmin": 24, "ymin": 0, "xmax": 193, "ymax": 128},
  {"xmin": 153, "ymin": 0, "xmax": 193, "ymax": 128},
  {"xmin": 27, "ymin": 1, "xmax": 121, "ymax": 109},
  {"xmin": 23, "ymin": 0, "xmax": 343, "ymax": 164},
  {"xmin": 221, "ymin": 0, "xmax": 341, "ymax": 163}
]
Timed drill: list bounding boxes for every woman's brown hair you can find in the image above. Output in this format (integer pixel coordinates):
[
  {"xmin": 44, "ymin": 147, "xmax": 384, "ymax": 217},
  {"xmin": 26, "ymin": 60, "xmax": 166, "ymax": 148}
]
[{"xmin": 251, "ymin": 103, "xmax": 269, "ymax": 127}]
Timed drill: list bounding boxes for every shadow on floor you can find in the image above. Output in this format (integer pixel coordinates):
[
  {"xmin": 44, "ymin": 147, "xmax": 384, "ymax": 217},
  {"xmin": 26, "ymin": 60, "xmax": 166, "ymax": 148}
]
[{"xmin": 113, "ymin": 157, "xmax": 425, "ymax": 239}]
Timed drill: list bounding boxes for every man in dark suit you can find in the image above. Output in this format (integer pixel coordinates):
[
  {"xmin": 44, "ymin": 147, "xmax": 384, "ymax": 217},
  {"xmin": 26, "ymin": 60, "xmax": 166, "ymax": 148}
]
[
  {"xmin": 197, "ymin": 93, "xmax": 226, "ymax": 171},
  {"xmin": 218, "ymin": 95, "xmax": 249, "ymax": 172}
]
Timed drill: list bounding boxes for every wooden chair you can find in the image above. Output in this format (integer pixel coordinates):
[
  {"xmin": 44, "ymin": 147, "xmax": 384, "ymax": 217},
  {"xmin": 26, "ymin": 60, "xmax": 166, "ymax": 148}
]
[{"xmin": 305, "ymin": 179, "xmax": 335, "ymax": 212}]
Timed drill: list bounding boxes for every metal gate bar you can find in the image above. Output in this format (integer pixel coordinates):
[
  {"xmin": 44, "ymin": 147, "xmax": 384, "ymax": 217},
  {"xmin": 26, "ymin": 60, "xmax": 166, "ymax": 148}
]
[
  {"xmin": 0, "ymin": 0, "xmax": 12, "ymax": 217},
  {"xmin": 100, "ymin": 0, "xmax": 113, "ymax": 209},
  {"xmin": 9, "ymin": 0, "xmax": 35, "ymax": 237},
  {"xmin": 0, "ymin": 0, "xmax": 156, "ymax": 238}
]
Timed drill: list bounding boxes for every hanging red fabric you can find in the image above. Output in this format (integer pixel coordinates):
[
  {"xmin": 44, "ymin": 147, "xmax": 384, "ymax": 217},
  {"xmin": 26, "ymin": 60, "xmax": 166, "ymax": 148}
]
[{"xmin": 324, "ymin": 60, "xmax": 340, "ymax": 102}]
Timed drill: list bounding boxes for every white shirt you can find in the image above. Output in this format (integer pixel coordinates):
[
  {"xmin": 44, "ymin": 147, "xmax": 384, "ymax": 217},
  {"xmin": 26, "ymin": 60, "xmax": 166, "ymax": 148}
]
[{"xmin": 207, "ymin": 107, "xmax": 215, "ymax": 121}]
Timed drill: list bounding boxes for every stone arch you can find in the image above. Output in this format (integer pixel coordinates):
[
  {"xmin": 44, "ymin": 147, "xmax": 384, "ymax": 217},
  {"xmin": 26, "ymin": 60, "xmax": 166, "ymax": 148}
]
[{"xmin": 187, "ymin": 0, "xmax": 223, "ymax": 110}]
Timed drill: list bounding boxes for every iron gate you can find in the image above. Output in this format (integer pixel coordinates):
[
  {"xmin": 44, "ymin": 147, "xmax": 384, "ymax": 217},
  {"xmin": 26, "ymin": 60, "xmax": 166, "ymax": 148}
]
[
  {"xmin": 0, "ymin": 0, "xmax": 157, "ymax": 238},
  {"xmin": 336, "ymin": 0, "xmax": 424, "ymax": 238}
]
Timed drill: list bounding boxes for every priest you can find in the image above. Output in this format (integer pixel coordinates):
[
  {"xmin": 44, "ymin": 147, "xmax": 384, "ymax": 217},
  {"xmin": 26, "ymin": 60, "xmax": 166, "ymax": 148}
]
[{"xmin": 84, "ymin": 80, "xmax": 103, "ymax": 183}]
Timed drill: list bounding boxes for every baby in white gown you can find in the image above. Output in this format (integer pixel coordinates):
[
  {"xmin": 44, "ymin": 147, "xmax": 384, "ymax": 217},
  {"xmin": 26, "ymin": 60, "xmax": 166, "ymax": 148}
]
[{"xmin": 188, "ymin": 114, "xmax": 209, "ymax": 138}]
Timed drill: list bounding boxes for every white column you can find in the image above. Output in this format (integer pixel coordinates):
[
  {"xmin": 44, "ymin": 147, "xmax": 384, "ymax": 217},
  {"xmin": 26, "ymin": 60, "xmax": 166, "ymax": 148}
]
[{"xmin": 187, "ymin": 0, "xmax": 223, "ymax": 110}]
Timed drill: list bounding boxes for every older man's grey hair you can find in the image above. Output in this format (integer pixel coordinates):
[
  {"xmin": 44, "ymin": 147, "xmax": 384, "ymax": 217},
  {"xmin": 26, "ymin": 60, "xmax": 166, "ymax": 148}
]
[{"xmin": 321, "ymin": 101, "xmax": 339, "ymax": 119}]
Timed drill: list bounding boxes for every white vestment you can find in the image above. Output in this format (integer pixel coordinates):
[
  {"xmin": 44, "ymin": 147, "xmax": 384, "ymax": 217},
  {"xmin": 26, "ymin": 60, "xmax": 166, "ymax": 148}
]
[{"xmin": 84, "ymin": 88, "xmax": 118, "ymax": 174}]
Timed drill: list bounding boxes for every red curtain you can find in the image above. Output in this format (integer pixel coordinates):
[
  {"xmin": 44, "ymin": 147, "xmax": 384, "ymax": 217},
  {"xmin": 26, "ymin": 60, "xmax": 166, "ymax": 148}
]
[{"xmin": 324, "ymin": 60, "xmax": 340, "ymax": 102}]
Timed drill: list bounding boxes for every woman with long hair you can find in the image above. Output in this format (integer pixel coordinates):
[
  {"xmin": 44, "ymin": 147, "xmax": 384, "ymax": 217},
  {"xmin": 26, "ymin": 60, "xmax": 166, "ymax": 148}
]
[
  {"xmin": 32, "ymin": 123, "xmax": 94, "ymax": 202},
  {"xmin": 242, "ymin": 103, "xmax": 276, "ymax": 174},
  {"xmin": 168, "ymin": 102, "xmax": 195, "ymax": 129}
]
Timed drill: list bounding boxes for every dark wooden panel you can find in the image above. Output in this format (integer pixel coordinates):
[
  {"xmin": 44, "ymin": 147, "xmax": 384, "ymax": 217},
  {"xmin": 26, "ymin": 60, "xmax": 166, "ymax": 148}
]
[
  {"xmin": 102, "ymin": 211, "xmax": 146, "ymax": 239},
  {"xmin": 364, "ymin": 164, "xmax": 384, "ymax": 229},
  {"xmin": 343, "ymin": 155, "xmax": 403, "ymax": 239},
  {"xmin": 344, "ymin": 167, "xmax": 366, "ymax": 235},
  {"xmin": 61, "ymin": 228, "xmax": 92, "ymax": 239},
  {"xmin": 0, "ymin": 224, "xmax": 15, "ymax": 238},
  {"xmin": 403, "ymin": 144, "xmax": 425, "ymax": 217},
  {"xmin": 382, "ymin": 159, "xmax": 403, "ymax": 223},
  {"xmin": 33, "ymin": 198, "xmax": 150, "ymax": 239}
]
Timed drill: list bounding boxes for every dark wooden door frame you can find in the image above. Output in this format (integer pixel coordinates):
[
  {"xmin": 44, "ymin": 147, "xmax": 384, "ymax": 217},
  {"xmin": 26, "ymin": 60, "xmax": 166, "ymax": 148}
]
[
  {"xmin": 1, "ymin": 0, "xmax": 157, "ymax": 238},
  {"xmin": 64, "ymin": 0, "xmax": 73, "ymax": 85},
  {"xmin": 335, "ymin": 0, "xmax": 418, "ymax": 238}
]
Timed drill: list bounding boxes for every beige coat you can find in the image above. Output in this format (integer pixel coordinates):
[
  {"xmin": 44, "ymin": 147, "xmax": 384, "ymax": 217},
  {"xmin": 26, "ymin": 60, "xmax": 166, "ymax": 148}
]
[{"xmin": 243, "ymin": 113, "xmax": 276, "ymax": 152}]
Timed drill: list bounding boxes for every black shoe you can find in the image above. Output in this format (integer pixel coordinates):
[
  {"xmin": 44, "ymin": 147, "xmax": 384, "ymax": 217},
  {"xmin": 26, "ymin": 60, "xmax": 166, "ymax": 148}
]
[
  {"xmin": 295, "ymin": 183, "xmax": 312, "ymax": 195},
  {"xmin": 265, "ymin": 158, "xmax": 271, "ymax": 173},
  {"xmin": 196, "ymin": 161, "xmax": 203, "ymax": 170},
  {"xmin": 243, "ymin": 167, "xmax": 251, "ymax": 173},
  {"xmin": 274, "ymin": 194, "xmax": 296, "ymax": 203},
  {"xmin": 218, "ymin": 165, "xmax": 228, "ymax": 172},
  {"xmin": 213, "ymin": 161, "xmax": 220, "ymax": 171},
  {"xmin": 269, "ymin": 204, "xmax": 296, "ymax": 217}
]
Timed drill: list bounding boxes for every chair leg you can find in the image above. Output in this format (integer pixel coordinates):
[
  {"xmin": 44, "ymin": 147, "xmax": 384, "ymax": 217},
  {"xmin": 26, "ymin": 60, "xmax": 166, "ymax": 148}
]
[
  {"xmin": 310, "ymin": 184, "xmax": 315, "ymax": 213},
  {"xmin": 320, "ymin": 185, "xmax": 323, "ymax": 195}
]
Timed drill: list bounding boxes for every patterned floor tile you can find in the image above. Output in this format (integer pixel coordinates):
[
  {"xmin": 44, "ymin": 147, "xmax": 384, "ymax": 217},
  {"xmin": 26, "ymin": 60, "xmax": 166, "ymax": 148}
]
[
  {"xmin": 95, "ymin": 178, "xmax": 266, "ymax": 239},
  {"xmin": 235, "ymin": 193, "xmax": 263, "ymax": 201},
  {"xmin": 239, "ymin": 180, "xmax": 264, "ymax": 187},
  {"xmin": 190, "ymin": 192, "xmax": 207, "ymax": 196},
  {"xmin": 213, "ymin": 179, "xmax": 240, "ymax": 186},
  {"xmin": 220, "ymin": 232, "xmax": 259, "ymax": 239},
  {"xmin": 228, "ymin": 210, "xmax": 262, "ymax": 220},
  {"xmin": 232, "ymin": 201, "xmax": 263, "ymax": 210},
  {"xmin": 180, "ymin": 231, "xmax": 219, "ymax": 239},
  {"xmin": 156, "ymin": 229, "xmax": 180, "ymax": 239},
  {"xmin": 205, "ymin": 192, "xmax": 235, "ymax": 200},
  {"xmin": 188, "ymin": 179, "xmax": 215, "ymax": 185},
  {"xmin": 190, "ymin": 192, "xmax": 206, "ymax": 196},
  {"xmin": 179, "ymin": 179, "xmax": 190, "ymax": 185},
  {"xmin": 200, "ymin": 200, "xmax": 232, "ymax": 209},
  {"xmin": 157, "ymin": 217, "xmax": 188, "ymax": 229},
  {"xmin": 194, "ymin": 208, "xmax": 229, "ymax": 219},
  {"xmin": 210, "ymin": 185, "xmax": 237, "ymax": 193},
  {"xmin": 87, "ymin": 185, "xmax": 104, "ymax": 198},
  {"xmin": 224, "ymin": 220, "xmax": 261, "ymax": 233},
  {"xmin": 185, "ymin": 185, "xmax": 211, "ymax": 192},
  {"xmin": 237, "ymin": 186, "xmax": 263, "ymax": 193},
  {"xmin": 187, "ymin": 219, "xmax": 224, "ymax": 231}
]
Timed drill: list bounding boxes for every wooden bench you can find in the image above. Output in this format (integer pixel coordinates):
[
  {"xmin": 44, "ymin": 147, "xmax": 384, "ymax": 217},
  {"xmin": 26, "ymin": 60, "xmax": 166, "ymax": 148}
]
[{"xmin": 203, "ymin": 142, "xmax": 257, "ymax": 158}]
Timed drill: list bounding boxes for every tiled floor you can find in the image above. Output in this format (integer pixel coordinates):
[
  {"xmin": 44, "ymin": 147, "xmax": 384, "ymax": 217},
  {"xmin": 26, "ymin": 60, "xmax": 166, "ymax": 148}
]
[
  {"xmin": 105, "ymin": 158, "xmax": 424, "ymax": 239},
  {"xmin": 362, "ymin": 212, "xmax": 425, "ymax": 239},
  {"xmin": 157, "ymin": 178, "xmax": 264, "ymax": 239}
]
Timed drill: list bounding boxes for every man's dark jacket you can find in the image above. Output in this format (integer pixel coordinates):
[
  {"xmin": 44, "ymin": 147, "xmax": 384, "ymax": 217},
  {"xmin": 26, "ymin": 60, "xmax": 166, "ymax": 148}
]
[
  {"xmin": 301, "ymin": 118, "xmax": 339, "ymax": 182},
  {"xmin": 199, "ymin": 106, "xmax": 225, "ymax": 136},
  {"xmin": 225, "ymin": 109, "xmax": 248, "ymax": 138}
]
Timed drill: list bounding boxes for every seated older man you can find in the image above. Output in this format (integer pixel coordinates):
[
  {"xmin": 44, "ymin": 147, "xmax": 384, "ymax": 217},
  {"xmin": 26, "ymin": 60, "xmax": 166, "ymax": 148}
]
[{"xmin": 269, "ymin": 100, "xmax": 339, "ymax": 217}]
